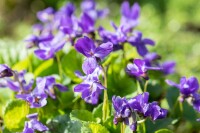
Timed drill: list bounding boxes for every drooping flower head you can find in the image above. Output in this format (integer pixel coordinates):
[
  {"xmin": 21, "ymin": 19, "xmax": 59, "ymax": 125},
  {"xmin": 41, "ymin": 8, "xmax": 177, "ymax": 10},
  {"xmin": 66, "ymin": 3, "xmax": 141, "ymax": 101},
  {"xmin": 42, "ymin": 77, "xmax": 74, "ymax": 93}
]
[
  {"xmin": 37, "ymin": 7, "xmax": 55, "ymax": 23},
  {"xmin": 126, "ymin": 59, "xmax": 161, "ymax": 80},
  {"xmin": 161, "ymin": 61, "xmax": 176, "ymax": 75},
  {"xmin": 112, "ymin": 96, "xmax": 137, "ymax": 131},
  {"xmin": 22, "ymin": 113, "xmax": 49, "ymax": 133},
  {"xmin": 74, "ymin": 67, "xmax": 105, "ymax": 104},
  {"xmin": 0, "ymin": 64, "xmax": 13, "ymax": 78},
  {"xmin": 36, "ymin": 76, "xmax": 68, "ymax": 99},
  {"xmin": 75, "ymin": 36, "xmax": 113, "ymax": 74},
  {"xmin": 128, "ymin": 31, "xmax": 155, "ymax": 57},
  {"xmin": 98, "ymin": 23, "xmax": 128, "ymax": 45},
  {"xmin": 6, "ymin": 70, "xmax": 34, "ymax": 92},
  {"xmin": 16, "ymin": 79, "xmax": 48, "ymax": 108},
  {"xmin": 120, "ymin": 1, "xmax": 140, "ymax": 31},
  {"xmin": 166, "ymin": 76, "xmax": 199, "ymax": 99},
  {"xmin": 34, "ymin": 32, "xmax": 66, "ymax": 60},
  {"xmin": 192, "ymin": 93, "xmax": 200, "ymax": 112},
  {"xmin": 81, "ymin": 0, "xmax": 109, "ymax": 21}
]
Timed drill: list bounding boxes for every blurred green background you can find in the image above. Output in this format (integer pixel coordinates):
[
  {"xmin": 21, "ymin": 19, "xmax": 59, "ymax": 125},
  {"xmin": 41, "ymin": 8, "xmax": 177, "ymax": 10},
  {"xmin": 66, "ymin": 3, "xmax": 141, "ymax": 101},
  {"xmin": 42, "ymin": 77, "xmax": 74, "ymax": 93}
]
[{"xmin": 0, "ymin": 0, "xmax": 200, "ymax": 132}]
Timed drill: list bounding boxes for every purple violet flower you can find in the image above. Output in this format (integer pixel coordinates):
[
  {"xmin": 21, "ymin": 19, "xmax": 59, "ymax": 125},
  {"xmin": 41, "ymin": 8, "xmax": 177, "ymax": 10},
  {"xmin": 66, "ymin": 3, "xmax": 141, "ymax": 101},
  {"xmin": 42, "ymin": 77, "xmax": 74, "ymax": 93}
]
[
  {"xmin": 166, "ymin": 76, "xmax": 199, "ymax": 99},
  {"xmin": 22, "ymin": 113, "xmax": 48, "ymax": 133},
  {"xmin": 74, "ymin": 67, "xmax": 105, "ymax": 104},
  {"xmin": 112, "ymin": 92, "xmax": 167, "ymax": 131},
  {"xmin": 128, "ymin": 31, "xmax": 155, "ymax": 56},
  {"xmin": 16, "ymin": 79, "xmax": 48, "ymax": 108},
  {"xmin": 98, "ymin": 21, "xmax": 130, "ymax": 45},
  {"xmin": 34, "ymin": 32, "xmax": 66, "ymax": 60},
  {"xmin": 25, "ymin": 33, "xmax": 54, "ymax": 49},
  {"xmin": 192, "ymin": 93, "xmax": 200, "ymax": 112},
  {"xmin": 112, "ymin": 96, "xmax": 137, "ymax": 131},
  {"xmin": 126, "ymin": 59, "xmax": 161, "ymax": 80},
  {"xmin": 120, "ymin": 2, "xmax": 140, "ymax": 31},
  {"xmin": 75, "ymin": 36, "xmax": 113, "ymax": 74},
  {"xmin": 81, "ymin": 0, "xmax": 109, "ymax": 21},
  {"xmin": 79, "ymin": 13, "xmax": 95, "ymax": 33},
  {"xmin": 37, "ymin": 7, "xmax": 55, "ymax": 23},
  {"xmin": 128, "ymin": 92, "xmax": 149, "ymax": 115},
  {"xmin": 161, "ymin": 61, "xmax": 176, "ymax": 75},
  {"xmin": 6, "ymin": 70, "xmax": 34, "ymax": 92},
  {"xmin": 0, "ymin": 64, "xmax": 13, "ymax": 78},
  {"xmin": 144, "ymin": 52, "xmax": 161, "ymax": 67},
  {"xmin": 36, "ymin": 76, "xmax": 68, "ymax": 99},
  {"xmin": 54, "ymin": 3, "xmax": 76, "ymax": 30}
]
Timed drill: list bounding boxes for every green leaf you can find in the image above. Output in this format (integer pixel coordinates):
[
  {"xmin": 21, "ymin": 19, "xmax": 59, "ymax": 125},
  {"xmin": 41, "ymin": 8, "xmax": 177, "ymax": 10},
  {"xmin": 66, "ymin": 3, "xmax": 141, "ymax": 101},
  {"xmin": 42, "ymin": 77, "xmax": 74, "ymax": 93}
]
[
  {"xmin": 92, "ymin": 103, "xmax": 103, "ymax": 120},
  {"xmin": 81, "ymin": 122, "xmax": 110, "ymax": 133},
  {"xmin": 33, "ymin": 59, "xmax": 54, "ymax": 77},
  {"xmin": 107, "ymin": 55, "xmax": 137, "ymax": 97},
  {"xmin": 103, "ymin": 116, "xmax": 120, "ymax": 133},
  {"xmin": 155, "ymin": 129, "xmax": 173, "ymax": 133},
  {"xmin": 70, "ymin": 110, "xmax": 95, "ymax": 122},
  {"xmin": 12, "ymin": 57, "xmax": 29, "ymax": 71},
  {"xmin": 46, "ymin": 114, "xmax": 82, "ymax": 133},
  {"xmin": 3, "ymin": 100, "xmax": 29, "ymax": 132},
  {"xmin": 146, "ymin": 118, "xmax": 173, "ymax": 133},
  {"xmin": 61, "ymin": 48, "xmax": 83, "ymax": 83}
]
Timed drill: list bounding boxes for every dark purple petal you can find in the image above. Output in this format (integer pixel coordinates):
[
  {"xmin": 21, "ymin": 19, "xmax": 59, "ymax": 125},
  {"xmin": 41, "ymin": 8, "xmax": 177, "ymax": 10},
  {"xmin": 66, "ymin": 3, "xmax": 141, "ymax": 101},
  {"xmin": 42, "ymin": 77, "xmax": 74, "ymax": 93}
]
[
  {"xmin": 23, "ymin": 122, "xmax": 34, "ymax": 133},
  {"xmin": 94, "ymin": 42, "xmax": 113, "ymax": 59},
  {"xmin": 75, "ymin": 36, "xmax": 96, "ymax": 57},
  {"xmin": 165, "ymin": 79, "xmax": 180, "ymax": 88},
  {"xmin": 27, "ymin": 113, "xmax": 38, "ymax": 120},
  {"xmin": 74, "ymin": 84, "xmax": 90, "ymax": 92},
  {"xmin": 161, "ymin": 61, "xmax": 176, "ymax": 75},
  {"xmin": 6, "ymin": 79, "xmax": 20, "ymax": 92},
  {"xmin": 0, "ymin": 64, "xmax": 13, "ymax": 78},
  {"xmin": 61, "ymin": 2, "xmax": 75, "ymax": 17},
  {"xmin": 130, "ymin": 3, "xmax": 140, "ymax": 20},
  {"xmin": 34, "ymin": 48, "xmax": 55, "ymax": 60},
  {"xmin": 81, "ymin": 89, "xmax": 91, "ymax": 99},
  {"xmin": 121, "ymin": 1, "xmax": 130, "ymax": 18},
  {"xmin": 37, "ymin": 7, "xmax": 54, "ymax": 22},
  {"xmin": 31, "ymin": 119, "xmax": 49, "ymax": 131},
  {"xmin": 143, "ymin": 38, "xmax": 155, "ymax": 46},
  {"xmin": 130, "ymin": 122, "xmax": 137, "ymax": 131},
  {"xmin": 136, "ymin": 44, "xmax": 148, "ymax": 56},
  {"xmin": 54, "ymin": 83, "xmax": 68, "ymax": 91},
  {"xmin": 79, "ymin": 13, "xmax": 95, "ymax": 33}
]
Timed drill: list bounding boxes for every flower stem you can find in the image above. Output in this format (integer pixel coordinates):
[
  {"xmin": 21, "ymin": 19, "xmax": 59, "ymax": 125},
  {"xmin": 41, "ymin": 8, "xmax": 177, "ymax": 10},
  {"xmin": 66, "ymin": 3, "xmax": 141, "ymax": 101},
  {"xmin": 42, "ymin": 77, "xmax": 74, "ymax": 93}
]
[
  {"xmin": 144, "ymin": 80, "xmax": 148, "ymax": 92},
  {"xmin": 56, "ymin": 53, "xmax": 63, "ymax": 81},
  {"xmin": 13, "ymin": 71, "xmax": 24, "ymax": 93},
  {"xmin": 121, "ymin": 123, "xmax": 125, "ymax": 133},
  {"xmin": 102, "ymin": 65, "xmax": 110, "ymax": 123}
]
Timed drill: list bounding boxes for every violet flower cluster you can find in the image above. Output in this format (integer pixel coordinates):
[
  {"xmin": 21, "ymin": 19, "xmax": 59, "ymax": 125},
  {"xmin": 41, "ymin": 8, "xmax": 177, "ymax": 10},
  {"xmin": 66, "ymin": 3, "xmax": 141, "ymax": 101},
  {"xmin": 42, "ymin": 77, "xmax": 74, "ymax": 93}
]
[
  {"xmin": 25, "ymin": 0, "xmax": 108, "ymax": 60},
  {"xmin": 0, "ymin": 64, "xmax": 67, "ymax": 132},
  {"xmin": 112, "ymin": 92, "xmax": 167, "ymax": 131},
  {"xmin": 74, "ymin": 36, "xmax": 113, "ymax": 104},
  {"xmin": 166, "ymin": 77, "xmax": 200, "ymax": 113}
]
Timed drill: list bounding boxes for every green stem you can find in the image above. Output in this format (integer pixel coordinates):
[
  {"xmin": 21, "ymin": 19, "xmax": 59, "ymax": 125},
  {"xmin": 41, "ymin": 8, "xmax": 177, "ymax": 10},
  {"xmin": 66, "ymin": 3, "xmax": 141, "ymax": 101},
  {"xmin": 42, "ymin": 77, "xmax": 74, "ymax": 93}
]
[
  {"xmin": 171, "ymin": 97, "xmax": 179, "ymax": 116},
  {"xmin": 179, "ymin": 101, "xmax": 183, "ymax": 113},
  {"xmin": 56, "ymin": 54, "xmax": 63, "ymax": 81},
  {"xmin": 121, "ymin": 123, "xmax": 125, "ymax": 133},
  {"xmin": 141, "ymin": 121, "xmax": 146, "ymax": 133},
  {"xmin": 144, "ymin": 80, "xmax": 148, "ymax": 92},
  {"xmin": 102, "ymin": 65, "xmax": 110, "ymax": 123}
]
